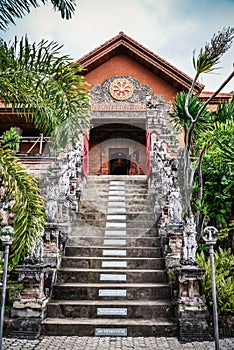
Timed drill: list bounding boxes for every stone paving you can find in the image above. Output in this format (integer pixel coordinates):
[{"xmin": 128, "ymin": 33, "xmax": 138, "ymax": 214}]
[{"xmin": 2, "ymin": 336, "xmax": 234, "ymax": 350}]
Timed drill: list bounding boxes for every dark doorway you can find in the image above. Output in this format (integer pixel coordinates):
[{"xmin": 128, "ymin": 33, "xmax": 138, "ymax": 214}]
[
  {"xmin": 109, "ymin": 149, "xmax": 129, "ymax": 175},
  {"xmin": 89, "ymin": 124, "xmax": 146, "ymax": 175}
]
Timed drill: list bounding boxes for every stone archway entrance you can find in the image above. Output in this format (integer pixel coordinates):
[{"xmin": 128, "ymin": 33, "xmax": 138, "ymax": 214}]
[{"xmin": 89, "ymin": 123, "xmax": 146, "ymax": 175}]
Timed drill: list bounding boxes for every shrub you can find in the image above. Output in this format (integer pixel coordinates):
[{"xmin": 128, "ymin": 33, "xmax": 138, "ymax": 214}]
[
  {"xmin": 1, "ymin": 127, "xmax": 20, "ymax": 152},
  {"xmin": 197, "ymin": 247, "xmax": 234, "ymax": 316}
]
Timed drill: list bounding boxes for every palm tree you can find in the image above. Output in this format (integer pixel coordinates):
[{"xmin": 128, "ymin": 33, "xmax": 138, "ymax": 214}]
[
  {"xmin": 0, "ymin": 35, "xmax": 90, "ymax": 268},
  {"xmin": 0, "ymin": 0, "xmax": 77, "ymax": 30}
]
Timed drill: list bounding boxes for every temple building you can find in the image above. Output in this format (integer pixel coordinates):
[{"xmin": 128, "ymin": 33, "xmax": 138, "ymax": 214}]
[
  {"xmin": 0, "ymin": 31, "xmax": 232, "ymax": 175},
  {"xmin": 1, "ymin": 32, "xmax": 233, "ymax": 340}
]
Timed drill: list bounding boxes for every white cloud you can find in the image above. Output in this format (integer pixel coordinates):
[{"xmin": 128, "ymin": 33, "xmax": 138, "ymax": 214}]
[{"xmin": 1, "ymin": 0, "xmax": 233, "ymax": 92}]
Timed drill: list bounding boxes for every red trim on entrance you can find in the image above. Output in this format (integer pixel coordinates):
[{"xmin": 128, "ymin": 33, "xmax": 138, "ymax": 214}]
[
  {"xmin": 146, "ymin": 130, "xmax": 151, "ymax": 178},
  {"xmin": 82, "ymin": 136, "xmax": 89, "ymax": 178}
]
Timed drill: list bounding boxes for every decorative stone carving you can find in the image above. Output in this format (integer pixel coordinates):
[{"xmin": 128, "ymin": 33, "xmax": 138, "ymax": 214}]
[
  {"xmin": 46, "ymin": 182, "xmax": 59, "ymax": 223},
  {"xmin": 175, "ymin": 266, "xmax": 212, "ymax": 342},
  {"xmin": 58, "ymin": 161, "xmax": 70, "ymax": 196},
  {"xmin": 43, "ymin": 227, "xmax": 62, "ymax": 268},
  {"xmin": 0, "ymin": 177, "xmax": 15, "ymax": 227},
  {"xmin": 148, "ymin": 110, "xmax": 212, "ymax": 341},
  {"xmin": 91, "ymin": 76, "xmax": 152, "ymax": 104},
  {"xmin": 176, "ymin": 266, "xmax": 205, "ymax": 302},
  {"xmin": 181, "ymin": 216, "xmax": 198, "ymax": 266},
  {"xmin": 168, "ymin": 187, "xmax": 183, "ymax": 224},
  {"xmin": 11, "ymin": 262, "xmax": 50, "ymax": 339},
  {"xmin": 15, "ymin": 264, "xmax": 50, "ymax": 301},
  {"xmin": 67, "ymin": 141, "xmax": 82, "ymax": 178},
  {"xmin": 109, "ymin": 78, "xmax": 134, "ymax": 100},
  {"xmin": 41, "ymin": 139, "xmax": 84, "ymax": 227}
]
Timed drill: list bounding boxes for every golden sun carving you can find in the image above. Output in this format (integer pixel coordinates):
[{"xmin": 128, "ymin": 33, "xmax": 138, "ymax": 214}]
[{"xmin": 109, "ymin": 78, "xmax": 133, "ymax": 100}]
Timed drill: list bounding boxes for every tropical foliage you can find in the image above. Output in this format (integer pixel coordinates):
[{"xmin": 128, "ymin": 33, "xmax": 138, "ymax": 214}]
[
  {"xmin": 0, "ymin": 36, "xmax": 90, "ymax": 268},
  {"xmin": 193, "ymin": 97, "xmax": 234, "ymax": 234},
  {"xmin": 0, "ymin": 36, "xmax": 90, "ymax": 150},
  {"xmin": 1, "ymin": 127, "xmax": 20, "ymax": 152},
  {"xmin": 197, "ymin": 248, "xmax": 234, "ymax": 316},
  {"xmin": 171, "ymin": 27, "xmax": 234, "ymax": 232},
  {"xmin": 0, "ymin": 0, "xmax": 77, "ymax": 31},
  {"xmin": 171, "ymin": 92, "xmax": 212, "ymax": 144},
  {"xmin": 0, "ymin": 148, "xmax": 46, "ymax": 269},
  {"xmin": 0, "ymin": 2, "xmax": 90, "ymax": 269}
]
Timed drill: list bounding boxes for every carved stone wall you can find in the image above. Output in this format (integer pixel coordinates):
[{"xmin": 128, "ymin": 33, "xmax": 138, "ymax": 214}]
[
  {"xmin": 148, "ymin": 108, "xmax": 212, "ymax": 341},
  {"xmin": 11, "ymin": 138, "xmax": 87, "ymax": 339},
  {"xmin": 90, "ymin": 76, "xmax": 152, "ymax": 104}
]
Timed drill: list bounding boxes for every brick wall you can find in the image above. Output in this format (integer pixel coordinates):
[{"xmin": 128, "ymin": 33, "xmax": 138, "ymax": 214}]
[{"xmin": 84, "ymin": 55, "xmax": 179, "ymax": 102}]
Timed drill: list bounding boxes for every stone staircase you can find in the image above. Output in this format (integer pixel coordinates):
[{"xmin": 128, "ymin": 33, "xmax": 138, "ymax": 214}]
[{"xmin": 42, "ymin": 175, "xmax": 177, "ymax": 337}]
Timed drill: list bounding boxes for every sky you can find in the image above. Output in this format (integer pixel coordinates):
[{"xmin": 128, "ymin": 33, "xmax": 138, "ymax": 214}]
[{"xmin": 1, "ymin": 0, "xmax": 234, "ymax": 92}]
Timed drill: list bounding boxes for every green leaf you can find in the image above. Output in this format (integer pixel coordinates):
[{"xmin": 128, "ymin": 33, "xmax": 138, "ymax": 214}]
[{"xmin": 0, "ymin": 148, "xmax": 46, "ymax": 269}]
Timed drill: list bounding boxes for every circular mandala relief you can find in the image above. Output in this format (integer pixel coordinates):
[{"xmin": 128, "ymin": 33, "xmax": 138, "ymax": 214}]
[{"xmin": 109, "ymin": 78, "xmax": 134, "ymax": 100}]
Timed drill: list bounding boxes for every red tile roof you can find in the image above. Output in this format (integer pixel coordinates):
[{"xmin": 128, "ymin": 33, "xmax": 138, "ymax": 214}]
[
  {"xmin": 77, "ymin": 31, "xmax": 204, "ymax": 93},
  {"xmin": 199, "ymin": 91, "xmax": 233, "ymax": 101}
]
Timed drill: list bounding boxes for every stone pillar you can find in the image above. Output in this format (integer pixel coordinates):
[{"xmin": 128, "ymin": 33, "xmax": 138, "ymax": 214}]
[
  {"xmin": 165, "ymin": 223, "xmax": 183, "ymax": 269},
  {"xmin": 175, "ymin": 266, "xmax": 212, "ymax": 342},
  {"xmin": 11, "ymin": 264, "xmax": 50, "ymax": 339}
]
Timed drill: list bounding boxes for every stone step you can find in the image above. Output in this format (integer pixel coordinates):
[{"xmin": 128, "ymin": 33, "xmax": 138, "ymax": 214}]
[
  {"xmin": 79, "ymin": 208, "xmax": 154, "ymax": 214},
  {"xmin": 85, "ymin": 179, "xmax": 147, "ymax": 186},
  {"xmin": 42, "ymin": 175, "xmax": 175, "ymax": 338},
  {"xmin": 51, "ymin": 282, "xmax": 172, "ymax": 300},
  {"xmin": 61, "ymin": 257, "xmax": 165, "ymax": 269},
  {"xmin": 41, "ymin": 317, "xmax": 177, "ymax": 337},
  {"xmin": 78, "ymin": 208, "xmax": 155, "ymax": 217},
  {"xmin": 72, "ymin": 220, "xmax": 156, "ymax": 228},
  {"xmin": 85, "ymin": 178, "xmax": 146, "ymax": 182},
  {"xmin": 46, "ymin": 300, "xmax": 173, "ymax": 319},
  {"xmin": 56, "ymin": 268, "xmax": 167, "ymax": 284},
  {"xmin": 82, "ymin": 192, "xmax": 149, "ymax": 201},
  {"xmin": 79, "ymin": 202, "xmax": 154, "ymax": 212},
  {"xmin": 66, "ymin": 237, "xmax": 161, "ymax": 247},
  {"xmin": 82, "ymin": 188, "xmax": 148, "ymax": 194},
  {"xmin": 79, "ymin": 204, "xmax": 154, "ymax": 214},
  {"xmin": 82, "ymin": 193, "xmax": 149, "ymax": 201},
  {"xmin": 85, "ymin": 175, "xmax": 147, "ymax": 182},
  {"xmin": 82, "ymin": 201, "xmax": 149, "ymax": 208},
  {"xmin": 82, "ymin": 196, "xmax": 150, "ymax": 204},
  {"xmin": 88, "ymin": 187, "xmax": 146, "ymax": 191},
  {"xmin": 67, "ymin": 227, "xmax": 158, "ymax": 236},
  {"xmin": 65, "ymin": 246, "xmax": 162, "ymax": 258},
  {"xmin": 77, "ymin": 213, "xmax": 155, "ymax": 221},
  {"xmin": 105, "ymin": 208, "xmax": 154, "ymax": 215},
  {"xmin": 83, "ymin": 185, "xmax": 148, "ymax": 192}
]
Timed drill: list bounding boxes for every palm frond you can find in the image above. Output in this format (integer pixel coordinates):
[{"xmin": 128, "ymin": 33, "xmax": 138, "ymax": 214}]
[
  {"xmin": 197, "ymin": 118, "xmax": 234, "ymax": 165},
  {"xmin": 170, "ymin": 92, "xmax": 211, "ymax": 143},
  {"xmin": 214, "ymin": 95, "xmax": 234, "ymax": 123},
  {"xmin": 51, "ymin": 0, "xmax": 77, "ymax": 19},
  {"xmin": 0, "ymin": 148, "xmax": 46, "ymax": 269},
  {"xmin": 0, "ymin": 36, "xmax": 90, "ymax": 141},
  {"xmin": 193, "ymin": 27, "xmax": 234, "ymax": 74},
  {"xmin": 0, "ymin": 0, "xmax": 77, "ymax": 31}
]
